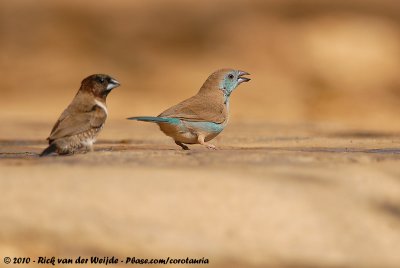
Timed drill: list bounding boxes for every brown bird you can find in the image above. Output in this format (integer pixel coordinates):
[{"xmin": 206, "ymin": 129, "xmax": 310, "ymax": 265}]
[
  {"xmin": 128, "ymin": 69, "xmax": 250, "ymax": 150},
  {"xmin": 40, "ymin": 74, "xmax": 120, "ymax": 156}
]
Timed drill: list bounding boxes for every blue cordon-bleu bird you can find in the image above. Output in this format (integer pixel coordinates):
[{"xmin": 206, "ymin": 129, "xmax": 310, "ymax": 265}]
[{"xmin": 127, "ymin": 68, "xmax": 250, "ymax": 150}]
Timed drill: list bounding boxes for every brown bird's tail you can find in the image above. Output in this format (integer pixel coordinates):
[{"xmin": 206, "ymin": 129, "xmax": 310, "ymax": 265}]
[{"xmin": 39, "ymin": 143, "xmax": 57, "ymax": 157}]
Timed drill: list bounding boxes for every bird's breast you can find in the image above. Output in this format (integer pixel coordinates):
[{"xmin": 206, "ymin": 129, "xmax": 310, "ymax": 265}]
[{"xmin": 77, "ymin": 124, "xmax": 104, "ymax": 145}]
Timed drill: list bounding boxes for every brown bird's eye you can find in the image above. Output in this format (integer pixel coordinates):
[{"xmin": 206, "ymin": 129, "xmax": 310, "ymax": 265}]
[
  {"xmin": 228, "ymin": 74, "xmax": 234, "ymax": 79},
  {"xmin": 97, "ymin": 77, "xmax": 105, "ymax": 83}
]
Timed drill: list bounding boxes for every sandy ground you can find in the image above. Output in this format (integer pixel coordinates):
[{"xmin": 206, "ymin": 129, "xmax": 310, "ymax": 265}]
[{"xmin": 1, "ymin": 121, "xmax": 400, "ymax": 268}]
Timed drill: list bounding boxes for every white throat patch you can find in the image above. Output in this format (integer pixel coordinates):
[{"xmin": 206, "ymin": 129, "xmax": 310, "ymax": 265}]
[{"xmin": 95, "ymin": 100, "xmax": 108, "ymax": 116}]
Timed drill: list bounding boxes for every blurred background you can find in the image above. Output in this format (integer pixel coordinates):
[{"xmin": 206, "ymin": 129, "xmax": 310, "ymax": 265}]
[{"xmin": 1, "ymin": 0, "xmax": 400, "ymax": 132}]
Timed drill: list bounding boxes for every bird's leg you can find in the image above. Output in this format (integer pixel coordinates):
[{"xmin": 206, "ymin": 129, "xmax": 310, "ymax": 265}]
[
  {"xmin": 197, "ymin": 134, "xmax": 216, "ymax": 150},
  {"xmin": 175, "ymin": 141, "xmax": 190, "ymax": 150},
  {"xmin": 88, "ymin": 144, "xmax": 94, "ymax": 152},
  {"xmin": 82, "ymin": 142, "xmax": 94, "ymax": 153}
]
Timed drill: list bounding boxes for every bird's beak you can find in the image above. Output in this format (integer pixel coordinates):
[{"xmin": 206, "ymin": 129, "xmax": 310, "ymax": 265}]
[
  {"xmin": 238, "ymin": 70, "xmax": 251, "ymax": 84},
  {"xmin": 107, "ymin": 78, "xmax": 121, "ymax": 90}
]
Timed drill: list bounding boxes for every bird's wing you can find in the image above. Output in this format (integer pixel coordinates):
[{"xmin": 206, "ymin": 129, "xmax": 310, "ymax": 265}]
[
  {"xmin": 48, "ymin": 105, "xmax": 107, "ymax": 142},
  {"xmin": 159, "ymin": 93, "xmax": 227, "ymax": 124}
]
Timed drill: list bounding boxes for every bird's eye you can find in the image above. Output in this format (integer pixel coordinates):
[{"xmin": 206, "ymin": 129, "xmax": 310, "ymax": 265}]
[
  {"xmin": 228, "ymin": 74, "xmax": 234, "ymax": 79},
  {"xmin": 97, "ymin": 77, "xmax": 105, "ymax": 83}
]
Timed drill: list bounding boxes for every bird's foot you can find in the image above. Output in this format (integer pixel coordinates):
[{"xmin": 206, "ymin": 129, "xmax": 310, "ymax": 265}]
[
  {"xmin": 197, "ymin": 134, "xmax": 217, "ymax": 150},
  {"xmin": 205, "ymin": 143, "xmax": 217, "ymax": 150},
  {"xmin": 175, "ymin": 141, "xmax": 190, "ymax": 150},
  {"xmin": 85, "ymin": 145, "xmax": 94, "ymax": 152}
]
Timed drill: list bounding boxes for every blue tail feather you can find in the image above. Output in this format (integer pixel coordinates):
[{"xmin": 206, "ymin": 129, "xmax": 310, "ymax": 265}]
[{"xmin": 127, "ymin": 116, "xmax": 180, "ymax": 124}]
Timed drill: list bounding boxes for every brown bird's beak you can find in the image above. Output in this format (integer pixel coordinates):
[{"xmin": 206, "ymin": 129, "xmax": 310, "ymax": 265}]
[
  {"xmin": 238, "ymin": 70, "xmax": 250, "ymax": 84},
  {"xmin": 107, "ymin": 78, "xmax": 121, "ymax": 91}
]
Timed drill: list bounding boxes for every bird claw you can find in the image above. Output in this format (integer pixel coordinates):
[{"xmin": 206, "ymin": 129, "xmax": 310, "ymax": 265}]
[
  {"xmin": 205, "ymin": 144, "xmax": 217, "ymax": 150},
  {"xmin": 175, "ymin": 141, "xmax": 190, "ymax": 150}
]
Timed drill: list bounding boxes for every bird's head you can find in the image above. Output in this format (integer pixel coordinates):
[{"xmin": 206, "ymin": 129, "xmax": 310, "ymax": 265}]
[
  {"xmin": 199, "ymin": 69, "xmax": 250, "ymax": 97},
  {"xmin": 80, "ymin": 74, "xmax": 120, "ymax": 99}
]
